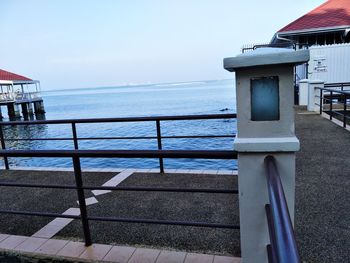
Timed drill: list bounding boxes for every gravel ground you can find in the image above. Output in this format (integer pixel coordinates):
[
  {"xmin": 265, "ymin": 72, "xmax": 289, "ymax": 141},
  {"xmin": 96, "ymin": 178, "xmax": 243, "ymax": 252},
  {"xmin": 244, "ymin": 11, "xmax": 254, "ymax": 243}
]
[
  {"xmin": 0, "ymin": 170, "xmax": 239, "ymax": 256},
  {"xmin": 295, "ymin": 109, "xmax": 350, "ymax": 263},
  {"xmin": 57, "ymin": 172, "xmax": 240, "ymax": 256},
  {"xmin": 0, "ymin": 170, "xmax": 115, "ymax": 236}
]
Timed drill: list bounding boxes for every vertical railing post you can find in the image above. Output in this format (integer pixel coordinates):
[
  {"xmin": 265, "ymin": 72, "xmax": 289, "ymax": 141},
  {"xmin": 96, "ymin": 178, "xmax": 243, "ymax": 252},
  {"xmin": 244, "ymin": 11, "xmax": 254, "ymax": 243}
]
[
  {"xmin": 0, "ymin": 124, "xmax": 9, "ymax": 170},
  {"xmin": 156, "ymin": 120, "xmax": 164, "ymax": 173},
  {"xmin": 329, "ymin": 91, "xmax": 333, "ymax": 120},
  {"xmin": 320, "ymin": 89, "xmax": 323, "ymax": 115},
  {"xmin": 72, "ymin": 156, "xmax": 92, "ymax": 246},
  {"xmin": 71, "ymin": 123, "xmax": 79, "ymax": 150},
  {"xmin": 343, "ymin": 94, "xmax": 347, "ymax": 128},
  {"xmin": 71, "ymin": 122, "xmax": 91, "ymax": 245},
  {"xmin": 224, "ymin": 48, "xmax": 308, "ymax": 262}
]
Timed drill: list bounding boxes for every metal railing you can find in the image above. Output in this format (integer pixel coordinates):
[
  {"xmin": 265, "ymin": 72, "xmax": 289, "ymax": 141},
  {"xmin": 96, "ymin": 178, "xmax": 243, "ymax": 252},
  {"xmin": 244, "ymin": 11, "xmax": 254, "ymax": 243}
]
[
  {"xmin": 15, "ymin": 91, "xmax": 42, "ymax": 102},
  {"xmin": 0, "ymin": 113, "xmax": 238, "ymax": 246},
  {"xmin": 0, "ymin": 113, "xmax": 236, "ymax": 171},
  {"xmin": 315, "ymin": 86, "xmax": 350, "ymax": 128},
  {"xmin": 264, "ymin": 156, "xmax": 300, "ymax": 263},
  {"xmin": 324, "ymin": 82, "xmax": 350, "ymax": 91},
  {"xmin": 0, "ymin": 92, "xmax": 15, "ymax": 103},
  {"xmin": 0, "ymin": 149, "xmax": 239, "ymax": 246},
  {"xmin": 241, "ymin": 42, "xmax": 296, "ymax": 53}
]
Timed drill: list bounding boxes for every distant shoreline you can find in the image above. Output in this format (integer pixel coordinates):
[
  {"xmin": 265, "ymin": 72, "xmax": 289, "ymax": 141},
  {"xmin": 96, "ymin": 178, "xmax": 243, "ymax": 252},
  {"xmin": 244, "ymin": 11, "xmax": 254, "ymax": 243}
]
[{"xmin": 44, "ymin": 78, "xmax": 234, "ymax": 93}]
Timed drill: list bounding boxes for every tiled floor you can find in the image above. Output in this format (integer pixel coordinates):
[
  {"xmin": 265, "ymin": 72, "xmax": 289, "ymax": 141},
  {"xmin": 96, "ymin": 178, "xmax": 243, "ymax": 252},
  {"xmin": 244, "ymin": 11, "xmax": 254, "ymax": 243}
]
[{"xmin": 0, "ymin": 234, "xmax": 241, "ymax": 263}]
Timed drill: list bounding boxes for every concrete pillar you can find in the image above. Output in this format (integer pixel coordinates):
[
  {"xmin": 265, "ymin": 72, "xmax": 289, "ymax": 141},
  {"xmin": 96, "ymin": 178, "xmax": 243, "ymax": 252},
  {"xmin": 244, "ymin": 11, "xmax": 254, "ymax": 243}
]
[
  {"xmin": 7, "ymin": 103, "xmax": 21, "ymax": 118},
  {"xmin": 308, "ymin": 80, "xmax": 324, "ymax": 112},
  {"xmin": 298, "ymin": 79, "xmax": 309, "ymax": 106},
  {"xmin": 224, "ymin": 48, "xmax": 309, "ymax": 263},
  {"xmin": 33, "ymin": 101, "xmax": 46, "ymax": 114}
]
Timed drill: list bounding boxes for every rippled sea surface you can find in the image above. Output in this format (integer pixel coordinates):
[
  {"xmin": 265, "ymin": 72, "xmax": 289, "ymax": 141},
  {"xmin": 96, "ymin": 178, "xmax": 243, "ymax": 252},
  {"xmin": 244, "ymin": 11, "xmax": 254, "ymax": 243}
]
[{"xmin": 1, "ymin": 79, "xmax": 237, "ymax": 170}]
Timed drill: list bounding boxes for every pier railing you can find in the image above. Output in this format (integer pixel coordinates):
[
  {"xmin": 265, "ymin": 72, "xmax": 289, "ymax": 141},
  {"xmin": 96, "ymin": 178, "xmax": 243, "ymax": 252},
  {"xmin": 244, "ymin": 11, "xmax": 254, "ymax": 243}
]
[
  {"xmin": 0, "ymin": 113, "xmax": 239, "ymax": 246},
  {"xmin": 14, "ymin": 91, "xmax": 42, "ymax": 102},
  {"xmin": 0, "ymin": 92, "xmax": 15, "ymax": 103},
  {"xmin": 0, "ymin": 148, "xmax": 239, "ymax": 246},
  {"xmin": 264, "ymin": 156, "xmax": 300, "ymax": 263},
  {"xmin": 314, "ymin": 86, "xmax": 350, "ymax": 128},
  {"xmin": 0, "ymin": 113, "xmax": 236, "ymax": 171}
]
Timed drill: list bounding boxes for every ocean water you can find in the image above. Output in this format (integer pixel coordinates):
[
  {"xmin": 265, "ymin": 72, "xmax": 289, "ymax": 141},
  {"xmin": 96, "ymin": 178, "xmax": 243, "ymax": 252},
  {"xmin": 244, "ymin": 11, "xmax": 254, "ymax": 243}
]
[{"xmin": 1, "ymin": 79, "xmax": 237, "ymax": 170}]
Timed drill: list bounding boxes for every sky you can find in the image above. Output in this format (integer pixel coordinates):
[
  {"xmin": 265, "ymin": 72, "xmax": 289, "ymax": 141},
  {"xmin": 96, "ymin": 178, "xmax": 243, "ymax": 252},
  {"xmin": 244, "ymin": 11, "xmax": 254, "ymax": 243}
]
[{"xmin": 0, "ymin": 0, "xmax": 325, "ymax": 90}]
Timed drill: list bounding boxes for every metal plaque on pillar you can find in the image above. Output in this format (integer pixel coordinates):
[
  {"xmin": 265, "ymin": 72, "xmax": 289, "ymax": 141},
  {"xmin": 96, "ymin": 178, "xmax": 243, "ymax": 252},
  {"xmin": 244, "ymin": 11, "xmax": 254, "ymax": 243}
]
[{"xmin": 251, "ymin": 76, "xmax": 280, "ymax": 121}]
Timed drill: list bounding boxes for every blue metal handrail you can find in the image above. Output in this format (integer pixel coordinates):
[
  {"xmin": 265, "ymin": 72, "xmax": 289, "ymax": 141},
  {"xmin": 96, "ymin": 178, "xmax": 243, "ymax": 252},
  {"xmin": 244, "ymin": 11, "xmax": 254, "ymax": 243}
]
[{"xmin": 264, "ymin": 155, "xmax": 300, "ymax": 263}]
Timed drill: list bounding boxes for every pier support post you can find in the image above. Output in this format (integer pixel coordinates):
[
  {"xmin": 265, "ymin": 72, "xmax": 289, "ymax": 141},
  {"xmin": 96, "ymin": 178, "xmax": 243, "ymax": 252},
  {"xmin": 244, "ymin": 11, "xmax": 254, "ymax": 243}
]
[
  {"xmin": 21, "ymin": 103, "xmax": 34, "ymax": 116},
  {"xmin": 308, "ymin": 80, "xmax": 324, "ymax": 112},
  {"xmin": 33, "ymin": 101, "xmax": 46, "ymax": 114},
  {"xmin": 7, "ymin": 103, "xmax": 21, "ymax": 119},
  {"xmin": 224, "ymin": 48, "xmax": 309, "ymax": 263}
]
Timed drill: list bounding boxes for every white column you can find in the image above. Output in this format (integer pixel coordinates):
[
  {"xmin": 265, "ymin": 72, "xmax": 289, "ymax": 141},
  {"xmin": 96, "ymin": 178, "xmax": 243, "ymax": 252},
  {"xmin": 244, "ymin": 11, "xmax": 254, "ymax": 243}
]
[
  {"xmin": 224, "ymin": 48, "xmax": 309, "ymax": 263},
  {"xmin": 308, "ymin": 80, "xmax": 324, "ymax": 112},
  {"xmin": 298, "ymin": 79, "xmax": 309, "ymax": 106}
]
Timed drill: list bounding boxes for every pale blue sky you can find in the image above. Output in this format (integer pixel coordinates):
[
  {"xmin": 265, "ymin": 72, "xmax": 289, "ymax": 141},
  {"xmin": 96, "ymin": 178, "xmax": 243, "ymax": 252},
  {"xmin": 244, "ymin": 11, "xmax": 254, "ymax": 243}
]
[{"xmin": 0, "ymin": 0, "xmax": 324, "ymax": 90}]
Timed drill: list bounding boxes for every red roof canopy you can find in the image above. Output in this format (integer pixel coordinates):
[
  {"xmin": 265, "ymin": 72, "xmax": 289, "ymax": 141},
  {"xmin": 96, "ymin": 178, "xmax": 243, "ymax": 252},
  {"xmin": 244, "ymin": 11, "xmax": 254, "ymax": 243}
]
[
  {"xmin": 0, "ymin": 69, "xmax": 32, "ymax": 81},
  {"xmin": 278, "ymin": 0, "xmax": 350, "ymax": 33}
]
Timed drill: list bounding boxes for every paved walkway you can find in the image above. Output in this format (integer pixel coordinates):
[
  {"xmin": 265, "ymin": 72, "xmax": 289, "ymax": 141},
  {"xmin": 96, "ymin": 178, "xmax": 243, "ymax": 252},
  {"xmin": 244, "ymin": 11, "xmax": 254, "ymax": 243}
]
[
  {"xmin": 295, "ymin": 108, "xmax": 350, "ymax": 262},
  {"xmin": 0, "ymin": 234, "xmax": 240, "ymax": 263}
]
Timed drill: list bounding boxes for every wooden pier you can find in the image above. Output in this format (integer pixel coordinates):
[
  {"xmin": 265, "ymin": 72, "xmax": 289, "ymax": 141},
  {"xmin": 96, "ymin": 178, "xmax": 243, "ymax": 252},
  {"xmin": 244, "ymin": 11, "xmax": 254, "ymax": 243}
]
[{"xmin": 0, "ymin": 69, "xmax": 45, "ymax": 120}]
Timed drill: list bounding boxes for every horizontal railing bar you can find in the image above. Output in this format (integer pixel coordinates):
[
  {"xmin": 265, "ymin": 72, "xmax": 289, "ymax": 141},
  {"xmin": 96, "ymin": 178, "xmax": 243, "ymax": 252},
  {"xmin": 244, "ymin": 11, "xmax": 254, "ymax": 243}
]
[
  {"xmin": 0, "ymin": 210, "xmax": 239, "ymax": 229},
  {"xmin": 315, "ymin": 87, "xmax": 350, "ymax": 94},
  {"xmin": 5, "ymin": 138, "xmax": 73, "ymax": 141},
  {"xmin": 324, "ymin": 82, "xmax": 350, "ymax": 87},
  {"xmin": 87, "ymin": 216, "xmax": 240, "ymax": 229},
  {"xmin": 0, "ymin": 149, "xmax": 237, "ymax": 159},
  {"xmin": 321, "ymin": 98, "xmax": 350, "ymax": 104},
  {"xmin": 0, "ymin": 182, "xmax": 238, "ymax": 194},
  {"xmin": 0, "ymin": 113, "xmax": 237, "ymax": 126},
  {"xmin": 331, "ymin": 110, "xmax": 347, "ymax": 117},
  {"xmin": 3, "ymin": 134, "xmax": 236, "ymax": 141},
  {"xmin": 0, "ymin": 210, "xmax": 80, "ymax": 219},
  {"xmin": 324, "ymin": 110, "xmax": 350, "ymax": 119},
  {"xmin": 324, "ymin": 109, "xmax": 350, "ymax": 114}
]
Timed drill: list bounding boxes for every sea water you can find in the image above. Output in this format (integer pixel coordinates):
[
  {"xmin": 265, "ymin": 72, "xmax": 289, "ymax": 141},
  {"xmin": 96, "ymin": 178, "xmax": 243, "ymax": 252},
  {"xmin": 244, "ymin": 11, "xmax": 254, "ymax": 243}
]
[{"xmin": 1, "ymin": 79, "xmax": 237, "ymax": 170}]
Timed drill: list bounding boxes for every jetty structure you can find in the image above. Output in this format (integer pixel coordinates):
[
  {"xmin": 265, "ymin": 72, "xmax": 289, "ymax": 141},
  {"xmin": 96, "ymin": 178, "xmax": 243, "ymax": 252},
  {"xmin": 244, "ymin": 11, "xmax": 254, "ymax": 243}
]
[{"xmin": 0, "ymin": 69, "xmax": 45, "ymax": 119}]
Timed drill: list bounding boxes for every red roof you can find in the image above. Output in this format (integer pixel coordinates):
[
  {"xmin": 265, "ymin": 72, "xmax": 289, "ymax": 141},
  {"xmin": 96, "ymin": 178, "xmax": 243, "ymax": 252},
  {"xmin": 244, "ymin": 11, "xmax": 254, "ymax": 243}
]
[
  {"xmin": 278, "ymin": 0, "xmax": 350, "ymax": 33},
  {"xmin": 0, "ymin": 69, "xmax": 32, "ymax": 81}
]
